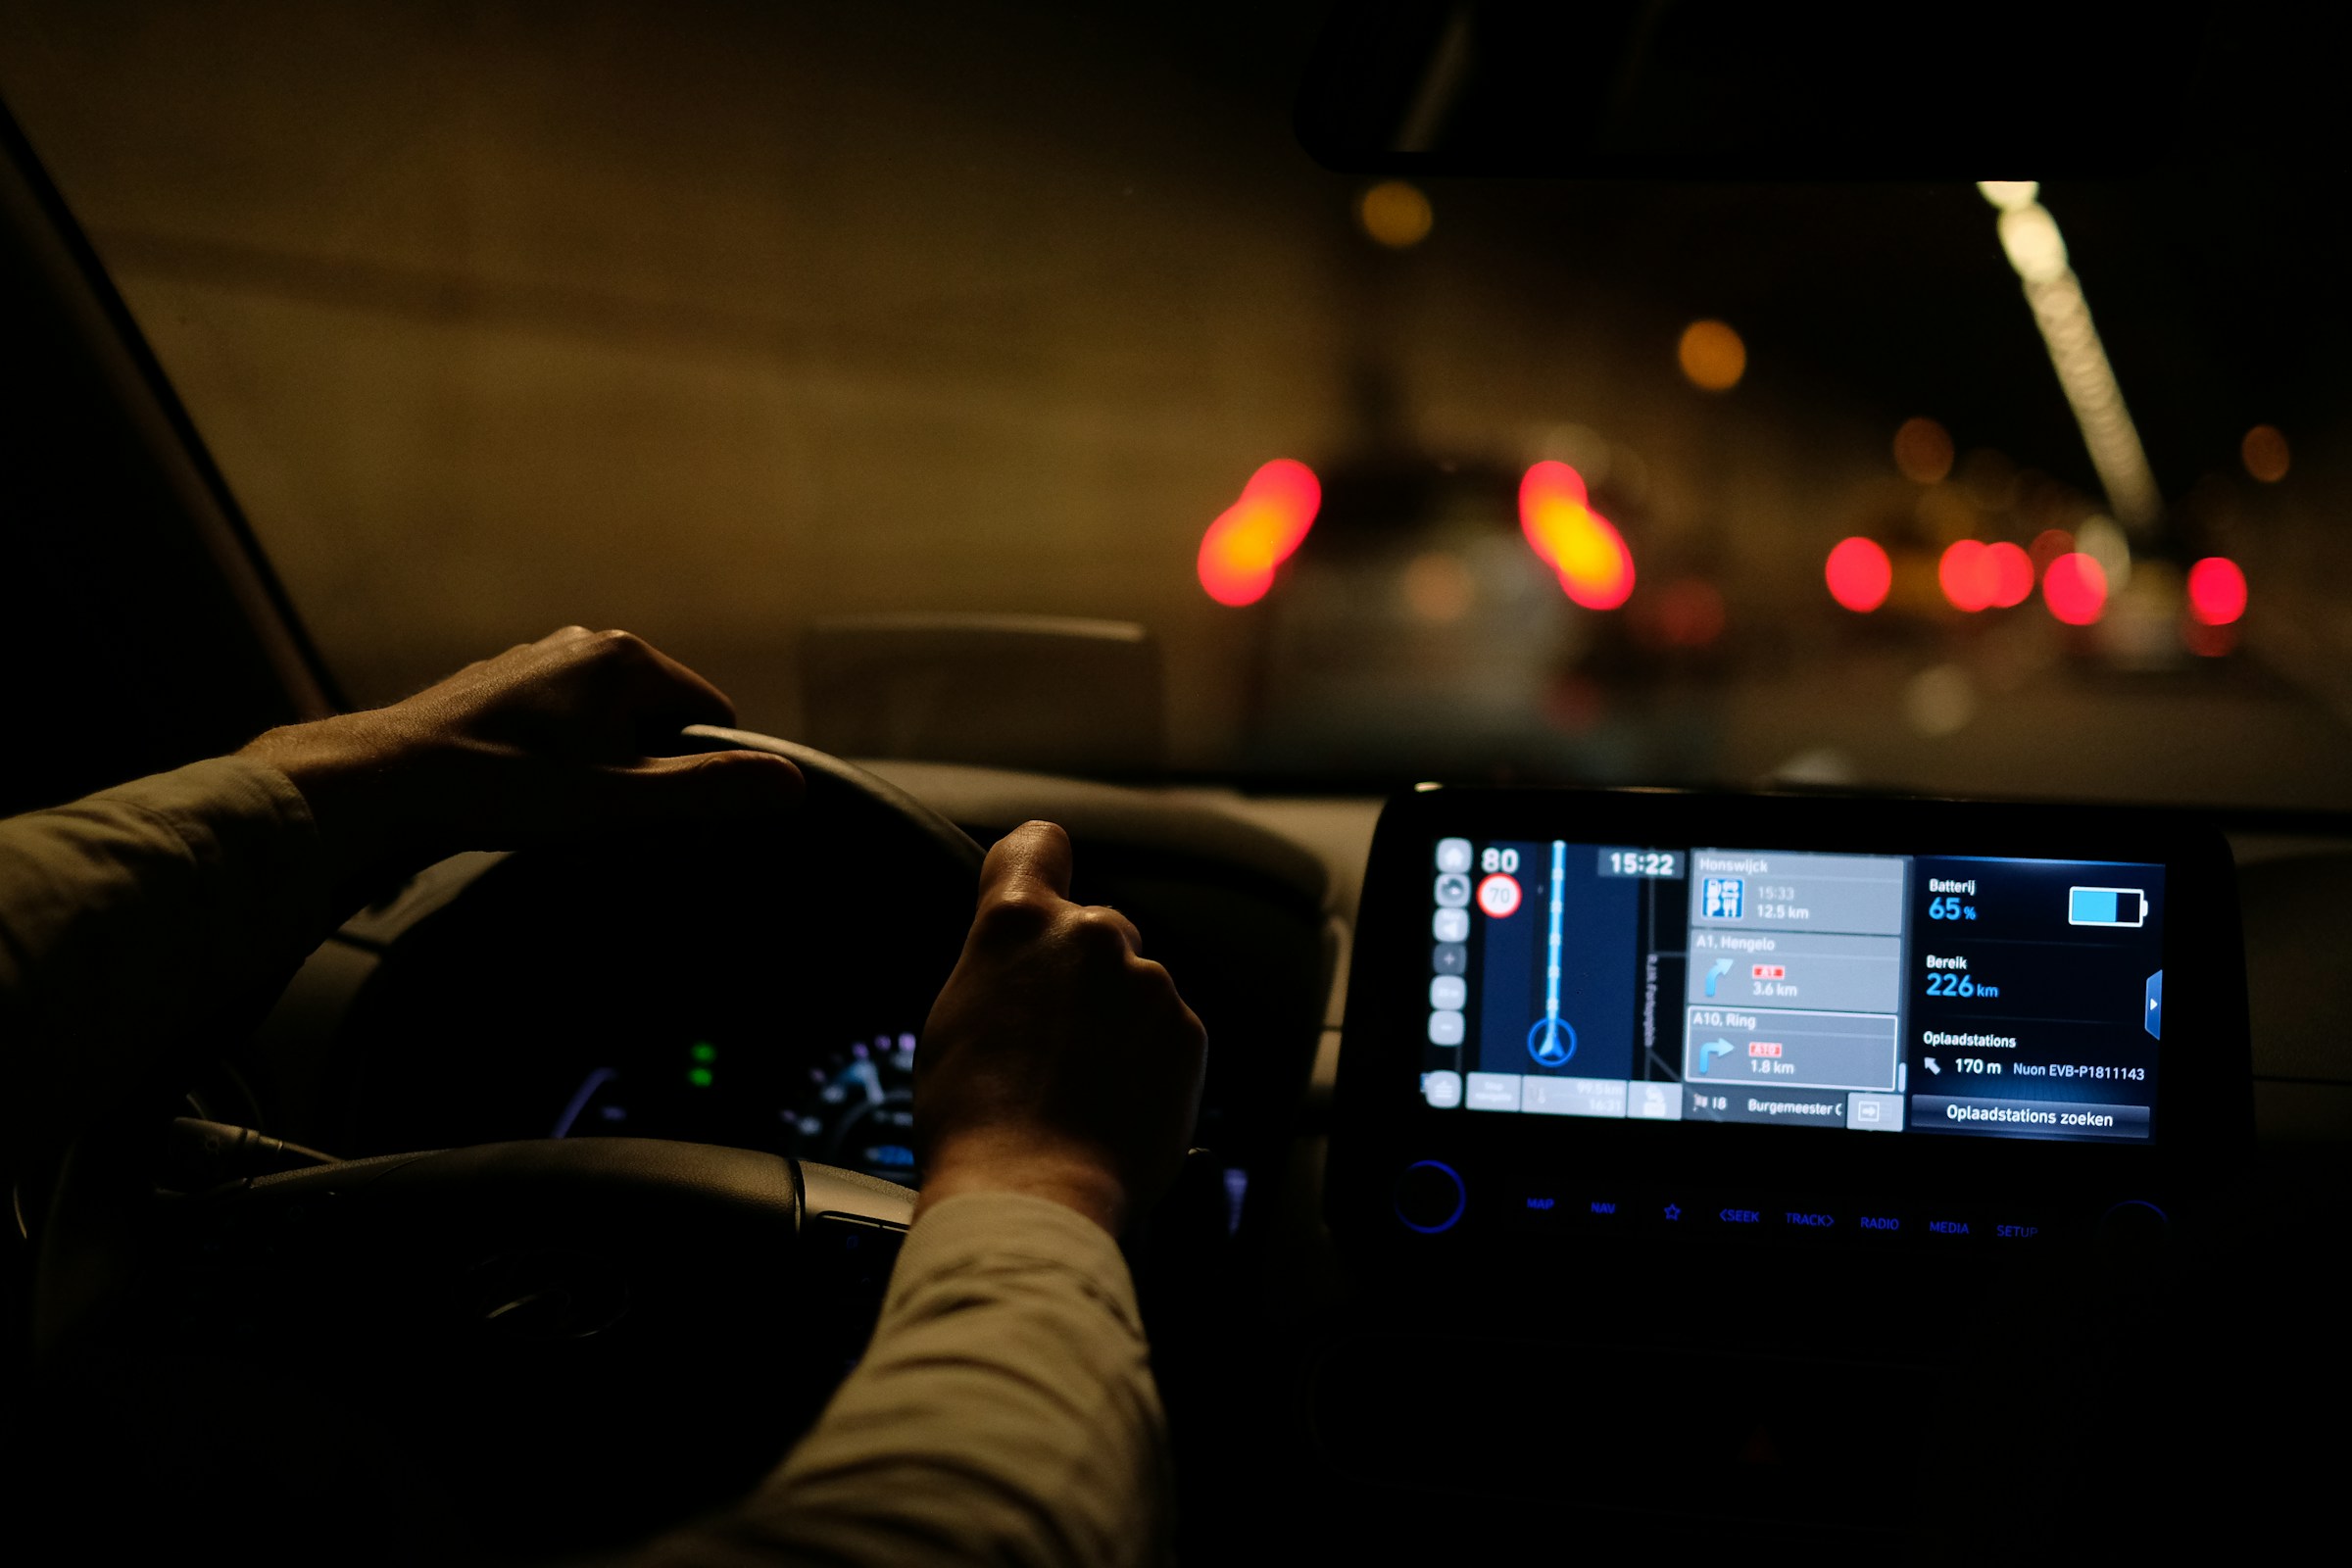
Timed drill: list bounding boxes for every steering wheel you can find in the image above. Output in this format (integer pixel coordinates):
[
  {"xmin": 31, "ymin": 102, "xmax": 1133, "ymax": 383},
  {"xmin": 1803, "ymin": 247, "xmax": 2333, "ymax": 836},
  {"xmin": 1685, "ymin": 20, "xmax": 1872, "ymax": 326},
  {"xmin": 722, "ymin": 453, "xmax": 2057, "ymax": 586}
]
[{"xmin": 21, "ymin": 729, "xmax": 985, "ymax": 1563}]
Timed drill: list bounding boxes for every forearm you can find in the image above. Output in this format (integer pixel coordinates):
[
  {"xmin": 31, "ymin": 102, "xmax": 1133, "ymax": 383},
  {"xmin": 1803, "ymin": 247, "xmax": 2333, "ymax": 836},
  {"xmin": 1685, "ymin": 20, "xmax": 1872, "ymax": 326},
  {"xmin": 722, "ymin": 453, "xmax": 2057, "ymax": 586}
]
[
  {"xmin": 0, "ymin": 757, "xmax": 332, "ymax": 1167},
  {"xmin": 626, "ymin": 1193, "xmax": 1171, "ymax": 1568}
]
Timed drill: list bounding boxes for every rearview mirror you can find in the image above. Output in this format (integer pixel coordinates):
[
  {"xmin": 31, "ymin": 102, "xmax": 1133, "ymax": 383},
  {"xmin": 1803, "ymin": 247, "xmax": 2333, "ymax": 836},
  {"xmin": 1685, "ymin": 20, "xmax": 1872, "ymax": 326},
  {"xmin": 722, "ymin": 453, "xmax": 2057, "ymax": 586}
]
[{"xmin": 1295, "ymin": 0, "xmax": 2247, "ymax": 178}]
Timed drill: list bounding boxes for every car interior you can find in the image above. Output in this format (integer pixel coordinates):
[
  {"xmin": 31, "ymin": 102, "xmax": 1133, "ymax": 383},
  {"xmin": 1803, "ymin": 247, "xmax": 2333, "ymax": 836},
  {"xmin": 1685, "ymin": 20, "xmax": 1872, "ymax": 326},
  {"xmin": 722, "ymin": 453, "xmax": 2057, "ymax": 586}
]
[{"xmin": 3, "ymin": 2, "xmax": 2348, "ymax": 1558}]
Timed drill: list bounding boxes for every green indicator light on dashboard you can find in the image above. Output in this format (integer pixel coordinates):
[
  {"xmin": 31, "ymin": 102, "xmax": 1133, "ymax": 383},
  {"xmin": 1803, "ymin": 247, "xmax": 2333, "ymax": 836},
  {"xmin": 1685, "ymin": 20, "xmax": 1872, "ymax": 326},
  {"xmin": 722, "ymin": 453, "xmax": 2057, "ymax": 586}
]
[
  {"xmin": 690, "ymin": 1042, "xmax": 717, "ymax": 1064},
  {"xmin": 687, "ymin": 1066, "xmax": 714, "ymax": 1088}
]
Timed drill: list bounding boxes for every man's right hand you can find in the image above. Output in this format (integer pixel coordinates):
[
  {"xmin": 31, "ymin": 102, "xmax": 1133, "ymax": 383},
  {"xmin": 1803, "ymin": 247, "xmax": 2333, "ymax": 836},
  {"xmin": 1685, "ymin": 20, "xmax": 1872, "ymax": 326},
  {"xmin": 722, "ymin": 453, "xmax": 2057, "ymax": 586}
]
[{"xmin": 912, "ymin": 821, "xmax": 1205, "ymax": 1236}]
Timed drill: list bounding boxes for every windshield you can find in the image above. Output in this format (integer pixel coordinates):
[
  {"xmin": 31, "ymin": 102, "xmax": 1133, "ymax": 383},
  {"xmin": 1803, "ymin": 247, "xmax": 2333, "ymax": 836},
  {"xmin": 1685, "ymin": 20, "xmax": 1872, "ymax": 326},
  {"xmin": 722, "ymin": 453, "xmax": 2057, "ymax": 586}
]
[{"xmin": 6, "ymin": 3, "xmax": 2346, "ymax": 808}]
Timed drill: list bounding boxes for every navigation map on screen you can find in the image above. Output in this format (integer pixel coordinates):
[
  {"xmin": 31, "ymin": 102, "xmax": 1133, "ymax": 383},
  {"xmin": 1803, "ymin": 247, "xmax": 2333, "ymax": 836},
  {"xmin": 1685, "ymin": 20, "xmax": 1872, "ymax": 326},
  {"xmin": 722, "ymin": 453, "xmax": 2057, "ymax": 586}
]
[{"xmin": 1417, "ymin": 838, "xmax": 2165, "ymax": 1143}]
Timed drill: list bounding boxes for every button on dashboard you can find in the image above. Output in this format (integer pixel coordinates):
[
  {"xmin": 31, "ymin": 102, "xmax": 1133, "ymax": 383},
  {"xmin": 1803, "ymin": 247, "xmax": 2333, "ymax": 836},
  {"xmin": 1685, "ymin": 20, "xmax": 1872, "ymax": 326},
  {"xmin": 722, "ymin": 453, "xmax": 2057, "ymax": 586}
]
[
  {"xmin": 1507, "ymin": 1188, "xmax": 1572, "ymax": 1232},
  {"xmin": 1420, "ymin": 1175, "xmax": 2075, "ymax": 1252},
  {"xmin": 1580, "ymin": 1196, "xmax": 1637, "ymax": 1229},
  {"xmin": 1773, "ymin": 1204, "xmax": 1843, "ymax": 1241},
  {"xmin": 1710, "ymin": 1203, "xmax": 1769, "ymax": 1233},
  {"xmin": 1395, "ymin": 1160, "xmax": 1467, "ymax": 1234}
]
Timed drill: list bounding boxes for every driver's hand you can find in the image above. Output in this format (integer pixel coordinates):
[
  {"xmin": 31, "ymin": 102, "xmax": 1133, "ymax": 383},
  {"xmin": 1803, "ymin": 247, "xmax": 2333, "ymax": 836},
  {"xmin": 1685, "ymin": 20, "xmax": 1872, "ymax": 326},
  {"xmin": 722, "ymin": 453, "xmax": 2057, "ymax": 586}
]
[
  {"xmin": 239, "ymin": 626, "xmax": 803, "ymax": 901},
  {"xmin": 914, "ymin": 821, "xmax": 1206, "ymax": 1236}
]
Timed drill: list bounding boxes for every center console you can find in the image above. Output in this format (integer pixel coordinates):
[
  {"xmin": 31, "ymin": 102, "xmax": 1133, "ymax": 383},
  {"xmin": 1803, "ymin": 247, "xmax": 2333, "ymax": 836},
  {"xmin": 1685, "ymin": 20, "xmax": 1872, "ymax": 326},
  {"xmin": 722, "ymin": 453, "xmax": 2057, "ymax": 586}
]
[{"xmin": 1325, "ymin": 787, "xmax": 2251, "ymax": 1259}]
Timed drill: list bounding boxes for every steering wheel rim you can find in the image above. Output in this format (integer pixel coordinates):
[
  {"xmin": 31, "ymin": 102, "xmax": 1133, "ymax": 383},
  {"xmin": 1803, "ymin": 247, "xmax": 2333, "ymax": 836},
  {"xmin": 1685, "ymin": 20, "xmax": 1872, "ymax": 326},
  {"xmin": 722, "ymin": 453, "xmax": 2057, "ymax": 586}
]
[
  {"xmin": 23, "ymin": 731, "xmax": 988, "ymax": 1560},
  {"xmin": 675, "ymin": 722, "xmax": 985, "ymax": 876}
]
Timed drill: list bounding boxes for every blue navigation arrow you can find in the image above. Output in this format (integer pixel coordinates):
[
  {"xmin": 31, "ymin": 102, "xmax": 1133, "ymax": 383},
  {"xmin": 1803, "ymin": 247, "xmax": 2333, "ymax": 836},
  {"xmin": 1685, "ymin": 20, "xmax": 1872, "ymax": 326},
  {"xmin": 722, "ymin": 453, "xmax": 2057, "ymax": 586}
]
[
  {"xmin": 1527, "ymin": 1015, "xmax": 1577, "ymax": 1066},
  {"xmin": 1704, "ymin": 958, "xmax": 1734, "ymax": 998},
  {"xmin": 1697, "ymin": 1038, "xmax": 1734, "ymax": 1073}
]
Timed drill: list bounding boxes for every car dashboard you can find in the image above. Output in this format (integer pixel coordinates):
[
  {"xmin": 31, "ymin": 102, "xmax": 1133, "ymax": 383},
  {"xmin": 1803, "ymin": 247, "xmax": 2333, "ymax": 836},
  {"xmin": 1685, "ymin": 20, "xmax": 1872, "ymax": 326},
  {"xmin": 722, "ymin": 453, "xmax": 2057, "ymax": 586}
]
[
  {"xmin": 249, "ymin": 761, "xmax": 1346, "ymax": 1218},
  {"xmin": 226, "ymin": 760, "xmax": 2352, "ymax": 1554}
]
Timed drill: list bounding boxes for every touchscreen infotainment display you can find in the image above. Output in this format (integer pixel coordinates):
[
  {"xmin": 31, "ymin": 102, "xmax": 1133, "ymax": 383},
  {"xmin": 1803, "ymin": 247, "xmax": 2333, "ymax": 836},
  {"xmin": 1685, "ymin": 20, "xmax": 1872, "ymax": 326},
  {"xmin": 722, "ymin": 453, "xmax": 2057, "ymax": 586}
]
[{"xmin": 1417, "ymin": 839, "xmax": 2165, "ymax": 1144}]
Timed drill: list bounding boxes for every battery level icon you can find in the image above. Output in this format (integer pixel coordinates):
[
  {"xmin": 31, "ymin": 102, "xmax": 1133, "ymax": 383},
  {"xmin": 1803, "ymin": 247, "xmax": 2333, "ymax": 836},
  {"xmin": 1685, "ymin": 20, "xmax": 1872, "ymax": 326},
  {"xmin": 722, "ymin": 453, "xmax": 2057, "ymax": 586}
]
[{"xmin": 2069, "ymin": 887, "xmax": 2148, "ymax": 927}]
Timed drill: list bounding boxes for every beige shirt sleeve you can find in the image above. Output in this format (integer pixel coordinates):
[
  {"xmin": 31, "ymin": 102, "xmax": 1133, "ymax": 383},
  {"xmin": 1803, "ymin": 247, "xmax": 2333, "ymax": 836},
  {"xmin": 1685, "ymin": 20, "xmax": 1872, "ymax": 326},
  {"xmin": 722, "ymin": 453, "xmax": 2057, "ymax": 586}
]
[
  {"xmin": 630, "ymin": 1191, "xmax": 1171, "ymax": 1568},
  {"xmin": 0, "ymin": 756, "xmax": 331, "ymax": 1164}
]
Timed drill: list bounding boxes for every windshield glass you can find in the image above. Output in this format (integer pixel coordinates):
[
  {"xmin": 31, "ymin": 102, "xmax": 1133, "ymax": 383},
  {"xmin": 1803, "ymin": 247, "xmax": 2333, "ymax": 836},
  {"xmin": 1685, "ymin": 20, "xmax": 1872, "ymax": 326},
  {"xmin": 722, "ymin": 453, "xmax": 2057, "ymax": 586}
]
[{"xmin": 6, "ymin": 3, "xmax": 2347, "ymax": 808}]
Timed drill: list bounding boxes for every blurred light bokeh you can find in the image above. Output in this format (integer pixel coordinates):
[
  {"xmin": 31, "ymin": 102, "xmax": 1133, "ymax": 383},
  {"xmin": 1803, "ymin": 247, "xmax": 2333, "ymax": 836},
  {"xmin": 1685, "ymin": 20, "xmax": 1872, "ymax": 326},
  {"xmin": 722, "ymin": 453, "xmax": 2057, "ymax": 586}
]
[{"xmin": 5, "ymin": 1, "xmax": 2350, "ymax": 808}]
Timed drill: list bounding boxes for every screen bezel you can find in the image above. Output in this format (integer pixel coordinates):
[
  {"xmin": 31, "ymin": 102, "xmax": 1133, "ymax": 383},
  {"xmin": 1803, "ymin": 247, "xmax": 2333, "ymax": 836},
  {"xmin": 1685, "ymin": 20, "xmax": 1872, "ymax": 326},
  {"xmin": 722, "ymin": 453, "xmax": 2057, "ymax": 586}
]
[{"xmin": 1326, "ymin": 787, "xmax": 2252, "ymax": 1250}]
